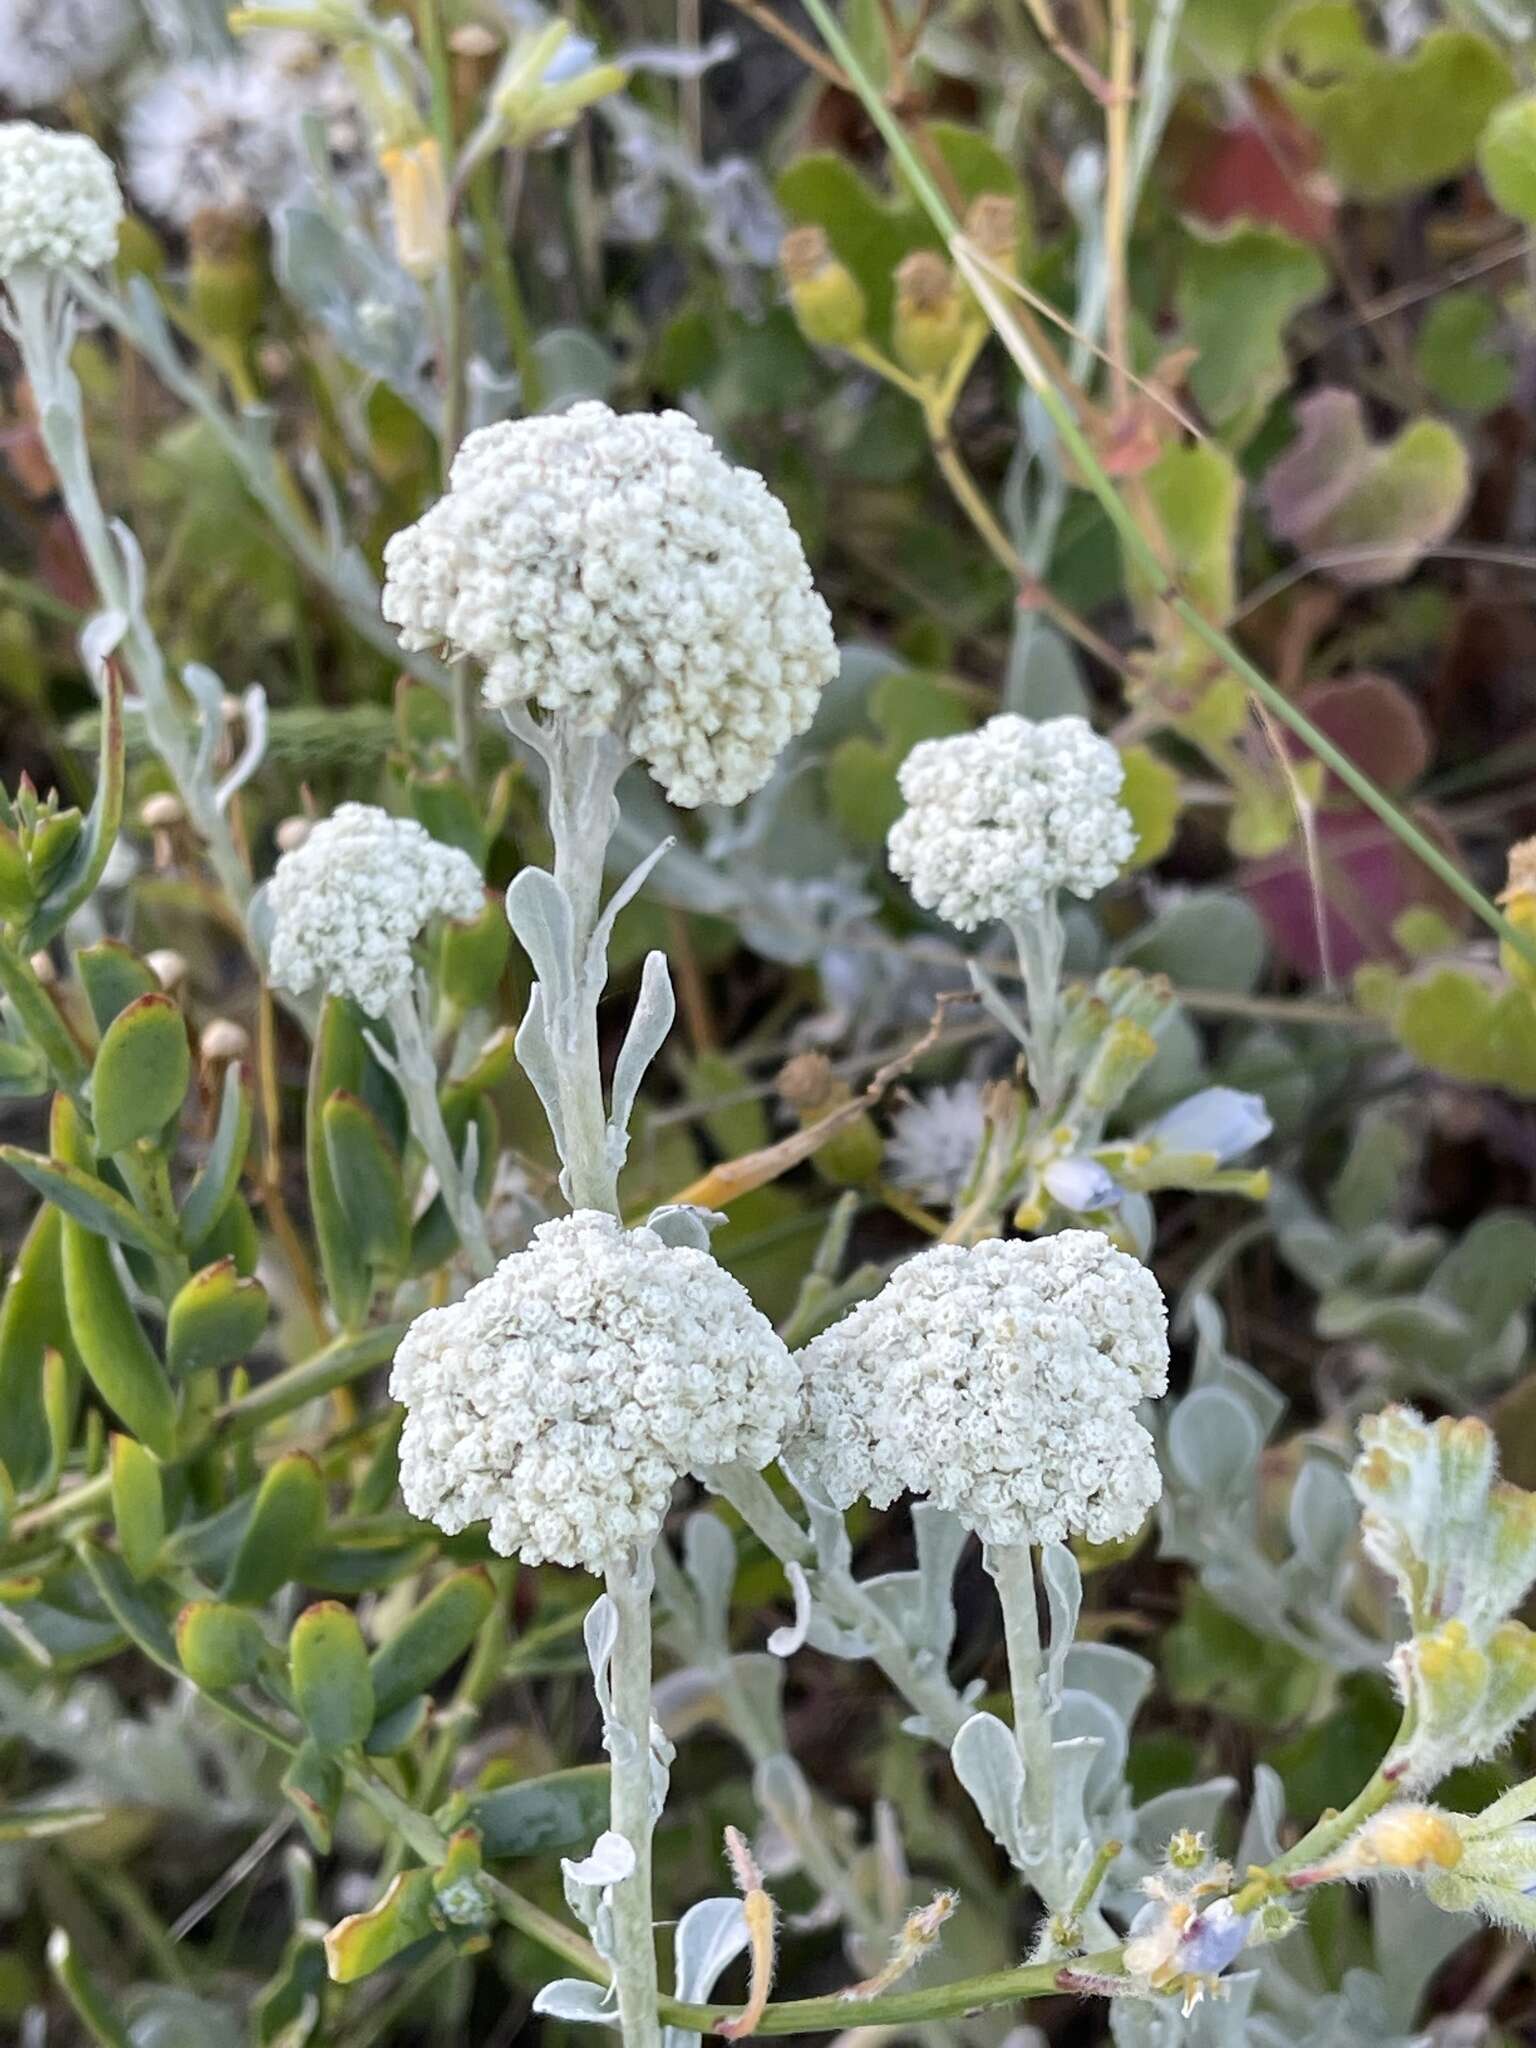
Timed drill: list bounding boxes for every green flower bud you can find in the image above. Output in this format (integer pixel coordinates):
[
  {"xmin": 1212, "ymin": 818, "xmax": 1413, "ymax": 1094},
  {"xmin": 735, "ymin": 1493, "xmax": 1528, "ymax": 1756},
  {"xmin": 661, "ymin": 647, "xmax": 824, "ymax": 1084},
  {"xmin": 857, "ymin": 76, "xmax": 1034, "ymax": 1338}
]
[
  {"xmin": 781, "ymin": 225, "xmax": 867, "ymax": 348},
  {"xmin": 892, "ymin": 251, "xmax": 967, "ymax": 379}
]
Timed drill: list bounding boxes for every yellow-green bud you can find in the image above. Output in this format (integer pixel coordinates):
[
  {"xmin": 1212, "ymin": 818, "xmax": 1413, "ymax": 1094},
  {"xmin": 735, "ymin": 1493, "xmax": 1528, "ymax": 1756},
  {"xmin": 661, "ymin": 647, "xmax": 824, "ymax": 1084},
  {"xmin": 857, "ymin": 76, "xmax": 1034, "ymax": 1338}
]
[
  {"xmin": 777, "ymin": 1053, "xmax": 882, "ymax": 1187},
  {"xmin": 964, "ymin": 192, "xmax": 1020, "ymax": 280},
  {"xmin": 892, "ymin": 250, "xmax": 967, "ymax": 379},
  {"xmin": 780, "ymin": 225, "xmax": 867, "ymax": 348},
  {"xmin": 189, "ymin": 208, "xmax": 266, "ymax": 351}
]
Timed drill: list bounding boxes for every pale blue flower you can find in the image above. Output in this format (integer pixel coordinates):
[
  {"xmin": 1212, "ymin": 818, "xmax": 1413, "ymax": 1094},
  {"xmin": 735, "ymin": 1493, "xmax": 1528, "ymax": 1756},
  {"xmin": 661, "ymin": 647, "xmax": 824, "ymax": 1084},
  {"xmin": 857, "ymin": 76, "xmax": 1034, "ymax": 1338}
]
[
  {"xmin": 1042, "ymin": 1156, "xmax": 1122, "ymax": 1212},
  {"xmin": 1144, "ymin": 1087, "xmax": 1271, "ymax": 1163}
]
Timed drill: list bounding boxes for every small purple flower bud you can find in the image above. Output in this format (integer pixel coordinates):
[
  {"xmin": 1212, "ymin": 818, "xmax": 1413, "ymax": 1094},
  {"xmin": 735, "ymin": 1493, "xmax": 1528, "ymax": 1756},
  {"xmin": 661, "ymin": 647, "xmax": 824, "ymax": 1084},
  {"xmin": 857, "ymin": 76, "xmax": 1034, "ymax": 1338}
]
[{"xmin": 1177, "ymin": 1900, "xmax": 1253, "ymax": 1976}]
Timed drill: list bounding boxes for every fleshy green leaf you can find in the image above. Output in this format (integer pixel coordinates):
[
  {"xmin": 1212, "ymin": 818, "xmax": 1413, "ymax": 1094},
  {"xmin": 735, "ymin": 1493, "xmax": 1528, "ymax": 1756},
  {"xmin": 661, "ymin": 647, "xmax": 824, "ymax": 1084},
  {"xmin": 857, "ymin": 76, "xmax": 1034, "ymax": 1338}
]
[
  {"xmin": 370, "ymin": 1566, "xmax": 497, "ymax": 1721},
  {"xmin": 166, "ymin": 1258, "xmax": 269, "ymax": 1377},
  {"xmin": 90, "ymin": 993, "xmax": 190, "ymax": 1157},
  {"xmin": 223, "ymin": 1452, "xmax": 327, "ymax": 1603},
  {"xmin": 322, "ymin": 1092, "xmax": 410, "ymax": 1277},
  {"xmin": 290, "ymin": 1601, "xmax": 374, "ymax": 1754},
  {"xmin": 179, "ymin": 1060, "xmax": 252, "ymax": 1250},
  {"xmin": 108, "ymin": 1434, "xmax": 164, "ymax": 1582}
]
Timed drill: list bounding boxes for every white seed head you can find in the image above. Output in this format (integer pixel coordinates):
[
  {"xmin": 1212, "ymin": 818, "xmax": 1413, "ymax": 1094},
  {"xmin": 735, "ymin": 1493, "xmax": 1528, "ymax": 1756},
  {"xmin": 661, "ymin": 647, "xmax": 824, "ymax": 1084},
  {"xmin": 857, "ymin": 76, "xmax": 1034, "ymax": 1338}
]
[
  {"xmin": 885, "ymin": 1081, "xmax": 989, "ymax": 1206},
  {"xmin": 790, "ymin": 1230, "xmax": 1168, "ymax": 1546},
  {"xmin": 887, "ymin": 714, "xmax": 1135, "ymax": 931},
  {"xmin": 124, "ymin": 59, "xmax": 303, "ymax": 226},
  {"xmin": 391, "ymin": 1210, "xmax": 802, "ymax": 1571},
  {"xmin": 0, "ymin": 121, "xmax": 122, "ymax": 276},
  {"xmin": 381, "ymin": 402, "xmax": 839, "ymax": 807},
  {"xmin": 0, "ymin": 0, "xmax": 134, "ymax": 108},
  {"xmin": 265, "ymin": 802, "xmax": 483, "ymax": 1017}
]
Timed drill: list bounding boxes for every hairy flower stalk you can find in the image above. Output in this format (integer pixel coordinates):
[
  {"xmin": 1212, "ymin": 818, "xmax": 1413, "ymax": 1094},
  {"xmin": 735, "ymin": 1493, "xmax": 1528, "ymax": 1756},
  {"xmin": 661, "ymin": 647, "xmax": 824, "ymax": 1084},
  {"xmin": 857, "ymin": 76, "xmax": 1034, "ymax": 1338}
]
[{"xmin": 0, "ymin": 124, "xmax": 251, "ymax": 913}]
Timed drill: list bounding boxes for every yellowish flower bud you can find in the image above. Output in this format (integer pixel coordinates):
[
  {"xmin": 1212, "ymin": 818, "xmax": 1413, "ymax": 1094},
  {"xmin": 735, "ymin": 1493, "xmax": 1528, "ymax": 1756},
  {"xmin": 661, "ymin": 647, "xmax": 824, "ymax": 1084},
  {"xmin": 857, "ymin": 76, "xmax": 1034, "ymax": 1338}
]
[
  {"xmin": 381, "ymin": 135, "xmax": 449, "ymax": 282},
  {"xmin": 188, "ymin": 207, "xmax": 265, "ymax": 352},
  {"xmin": 892, "ymin": 251, "xmax": 967, "ymax": 379},
  {"xmin": 780, "ymin": 225, "xmax": 867, "ymax": 348},
  {"xmin": 964, "ymin": 192, "xmax": 1021, "ymax": 280}
]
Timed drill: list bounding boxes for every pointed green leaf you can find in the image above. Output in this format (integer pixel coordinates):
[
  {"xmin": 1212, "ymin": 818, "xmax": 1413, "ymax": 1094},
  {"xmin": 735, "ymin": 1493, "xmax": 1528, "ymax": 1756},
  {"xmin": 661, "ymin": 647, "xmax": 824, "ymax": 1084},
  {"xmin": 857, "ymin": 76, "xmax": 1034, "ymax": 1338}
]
[
  {"xmin": 75, "ymin": 941, "xmax": 158, "ymax": 1037},
  {"xmin": 467, "ymin": 1765, "xmax": 613, "ymax": 1861},
  {"xmin": 0, "ymin": 1204, "xmax": 76, "ymax": 1490},
  {"xmin": 436, "ymin": 892, "xmax": 507, "ymax": 1012},
  {"xmin": 26, "ymin": 662, "xmax": 125, "ymax": 950},
  {"xmin": 109, "ymin": 1435, "xmax": 164, "ymax": 1581},
  {"xmin": 223, "ymin": 1451, "xmax": 326, "ymax": 1603},
  {"xmin": 370, "ymin": 1566, "xmax": 496, "ymax": 1721},
  {"xmin": 306, "ymin": 998, "xmax": 371, "ymax": 1328},
  {"xmin": 283, "ymin": 1738, "xmax": 343, "ymax": 1854},
  {"xmin": 76, "ymin": 1537, "xmax": 180, "ymax": 1672},
  {"xmin": 290, "ymin": 1601, "xmax": 373, "ymax": 1753},
  {"xmin": 323, "ymin": 1869, "xmax": 438, "ymax": 1983},
  {"xmin": 91, "ymin": 992, "xmax": 189, "ymax": 1157},
  {"xmin": 0, "ymin": 1146, "xmax": 176, "ymax": 1255},
  {"xmin": 166, "ymin": 1258, "xmax": 268, "ymax": 1377},
  {"xmin": 179, "ymin": 1060, "xmax": 252, "ymax": 1249},
  {"xmin": 322, "ymin": 1092, "xmax": 410, "ymax": 1275},
  {"xmin": 365, "ymin": 1694, "xmax": 431, "ymax": 1756}
]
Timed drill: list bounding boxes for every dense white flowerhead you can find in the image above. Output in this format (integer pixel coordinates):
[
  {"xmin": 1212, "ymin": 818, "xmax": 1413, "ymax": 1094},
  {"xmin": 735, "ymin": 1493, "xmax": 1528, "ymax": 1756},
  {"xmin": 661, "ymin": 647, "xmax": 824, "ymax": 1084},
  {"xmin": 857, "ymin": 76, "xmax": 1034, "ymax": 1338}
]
[
  {"xmin": 887, "ymin": 714, "xmax": 1135, "ymax": 931},
  {"xmin": 381, "ymin": 402, "xmax": 839, "ymax": 807},
  {"xmin": 0, "ymin": 122, "xmax": 122, "ymax": 277},
  {"xmin": 791, "ymin": 1230, "xmax": 1168, "ymax": 1546},
  {"xmin": 391, "ymin": 1210, "xmax": 802, "ymax": 1571},
  {"xmin": 265, "ymin": 802, "xmax": 483, "ymax": 1016},
  {"xmin": 0, "ymin": 0, "xmax": 133, "ymax": 108},
  {"xmin": 124, "ymin": 59, "xmax": 303, "ymax": 227}
]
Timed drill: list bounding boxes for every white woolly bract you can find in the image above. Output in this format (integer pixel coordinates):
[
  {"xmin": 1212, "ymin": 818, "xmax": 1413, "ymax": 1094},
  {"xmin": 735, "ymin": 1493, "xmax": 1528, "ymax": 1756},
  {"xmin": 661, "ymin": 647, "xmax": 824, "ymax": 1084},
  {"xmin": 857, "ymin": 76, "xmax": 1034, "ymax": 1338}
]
[
  {"xmin": 885, "ymin": 1081, "xmax": 988, "ymax": 1205},
  {"xmin": 265, "ymin": 802, "xmax": 483, "ymax": 1016},
  {"xmin": 886, "ymin": 713, "xmax": 1135, "ymax": 930},
  {"xmin": 124, "ymin": 59, "xmax": 304, "ymax": 226},
  {"xmin": 790, "ymin": 1230, "xmax": 1168, "ymax": 1546},
  {"xmin": 380, "ymin": 402, "xmax": 839, "ymax": 808},
  {"xmin": 0, "ymin": 0, "xmax": 132, "ymax": 108},
  {"xmin": 0, "ymin": 122, "xmax": 121, "ymax": 275},
  {"xmin": 390, "ymin": 1211, "xmax": 802, "ymax": 1572}
]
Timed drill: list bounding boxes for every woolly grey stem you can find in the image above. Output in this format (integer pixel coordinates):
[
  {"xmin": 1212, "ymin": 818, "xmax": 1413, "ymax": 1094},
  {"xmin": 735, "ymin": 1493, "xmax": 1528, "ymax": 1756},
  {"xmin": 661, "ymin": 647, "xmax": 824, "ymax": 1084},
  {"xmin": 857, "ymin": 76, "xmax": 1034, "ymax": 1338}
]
[
  {"xmin": 985, "ymin": 1541, "xmax": 1064, "ymax": 1907},
  {"xmin": 604, "ymin": 1547, "xmax": 662, "ymax": 2048},
  {"xmin": 8, "ymin": 269, "xmax": 250, "ymax": 913},
  {"xmin": 706, "ymin": 1464, "xmax": 969, "ymax": 1745},
  {"xmin": 386, "ymin": 985, "xmax": 495, "ymax": 1278},
  {"xmin": 530, "ymin": 723, "xmax": 627, "ymax": 1215},
  {"xmin": 1008, "ymin": 898, "xmax": 1066, "ymax": 1115}
]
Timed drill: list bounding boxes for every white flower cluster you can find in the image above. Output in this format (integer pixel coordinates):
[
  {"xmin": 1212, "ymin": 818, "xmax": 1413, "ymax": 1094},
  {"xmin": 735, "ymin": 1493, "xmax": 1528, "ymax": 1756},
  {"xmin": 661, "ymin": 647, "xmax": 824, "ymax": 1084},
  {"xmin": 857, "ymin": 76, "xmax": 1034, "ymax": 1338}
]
[
  {"xmin": 265, "ymin": 802, "xmax": 483, "ymax": 1016},
  {"xmin": 791, "ymin": 1230, "xmax": 1168, "ymax": 1546},
  {"xmin": 887, "ymin": 714, "xmax": 1135, "ymax": 931},
  {"xmin": 0, "ymin": 121, "xmax": 121, "ymax": 278},
  {"xmin": 0, "ymin": 0, "xmax": 133, "ymax": 109},
  {"xmin": 381, "ymin": 402, "xmax": 839, "ymax": 808},
  {"xmin": 124, "ymin": 59, "xmax": 304, "ymax": 227},
  {"xmin": 391, "ymin": 1210, "xmax": 802, "ymax": 1571}
]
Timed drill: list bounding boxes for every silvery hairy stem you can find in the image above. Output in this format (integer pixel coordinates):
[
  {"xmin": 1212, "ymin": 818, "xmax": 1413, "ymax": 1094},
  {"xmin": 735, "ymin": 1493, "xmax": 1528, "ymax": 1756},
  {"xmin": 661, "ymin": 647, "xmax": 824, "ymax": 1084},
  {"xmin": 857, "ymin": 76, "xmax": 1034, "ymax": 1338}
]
[
  {"xmin": 985, "ymin": 1541, "xmax": 1065, "ymax": 1911},
  {"xmin": 603, "ymin": 1548, "xmax": 663, "ymax": 2048},
  {"xmin": 1008, "ymin": 897, "xmax": 1066, "ymax": 1115},
  {"xmin": 383, "ymin": 983, "xmax": 495, "ymax": 1279},
  {"xmin": 7, "ymin": 268, "xmax": 250, "ymax": 913}
]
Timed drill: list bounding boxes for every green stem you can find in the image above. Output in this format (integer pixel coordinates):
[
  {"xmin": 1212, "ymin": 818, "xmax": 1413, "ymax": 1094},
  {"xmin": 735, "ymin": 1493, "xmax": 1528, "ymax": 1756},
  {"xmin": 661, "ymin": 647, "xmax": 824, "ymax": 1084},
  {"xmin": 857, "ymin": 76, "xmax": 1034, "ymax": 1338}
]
[{"xmin": 468, "ymin": 157, "xmax": 541, "ymax": 409}]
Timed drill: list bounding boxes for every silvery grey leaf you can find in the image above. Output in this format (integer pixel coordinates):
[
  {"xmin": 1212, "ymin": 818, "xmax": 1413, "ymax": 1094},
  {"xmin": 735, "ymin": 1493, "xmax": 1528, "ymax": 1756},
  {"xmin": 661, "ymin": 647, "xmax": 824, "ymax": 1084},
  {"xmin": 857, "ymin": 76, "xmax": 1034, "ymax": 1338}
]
[
  {"xmin": 506, "ymin": 867, "xmax": 577, "ymax": 1008},
  {"xmin": 1052, "ymin": 1690, "xmax": 1126, "ymax": 1816},
  {"xmin": 607, "ymin": 950, "xmax": 675, "ymax": 1165},
  {"xmin": 215, "ymin": 686, "xmax": 268, "ymax": 813},
  {"xmin": 1041, "ymin": 1543, "xmax": 1082, "ymax": 1709},
  {"xmin": 682, "ymin": 1512, "xmax": 736, "ymax": 1644},
  {"xmin": 670, "ymin": 1895, "xmax": 750, "ymax": 2013},
  {"xmin": 784, "ymin": 1466, "xmax": 853, "ymax": 1574},
  {"xmin": 532, "ymin": 1979, "xmax": 621, "ymax": 2027},
  {"xmin": 514, "ymin": 986, "xmax": 568, "ymax": 1155},
  {"xmin": 754, "ymin": 1752, "xmax": 814, "ymax": 1832},
  {"xmin": 767, "ymin": 1562, "xmax": 811, "ymax": 1658},
  {"xmin": 1168, "ymin": 1384, "xmax": 1264, "ymax": 1496},
  {"xmin": 1238, "ymin": 1763, "xmax": 1286, "ymax": 1868},
  {"xmin": 1062, "ymin": 1641, "xmax": 1154, "ymax": 1732},
  {"xmin": 969, "ymin": 958, "xmax": 1031, "ymax": 1050},
  {"xmin": 1288, "ymin": 1455, "xmax": 1358, "ymax": 1578},
  {"xmin": 588, "ymin": 837, "xmax": 675, "ymax": 978},
  {"xmin": 950, "ymin": 1711, "xmax": 1027, "ymax": 1867},
  {"xmin": 645, "ymin": 1204, "xmax": 725, "ymax": 1250},
  {"xmin": 79, "ymin": 608, "xmax": 126, "ymax": 685},
  {"xmin": 584, "ymin": 1594, "xmax": 618, "ymax": 1724},
  {"xmin": 912, "ymin": 1504, "xmax": 966, "ymax": 1665}
]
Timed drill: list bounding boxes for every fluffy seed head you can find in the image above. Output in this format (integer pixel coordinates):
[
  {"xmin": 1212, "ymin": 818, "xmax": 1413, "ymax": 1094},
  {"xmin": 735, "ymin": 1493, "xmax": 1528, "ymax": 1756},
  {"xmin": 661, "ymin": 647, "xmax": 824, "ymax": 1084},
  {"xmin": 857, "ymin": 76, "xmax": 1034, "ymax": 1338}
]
[
  {"xmin": 0, "ymin": 0, "xmax": 134, "ymax": 108},
  {"xmin": 381, "ymin": 402, "xmax": 839, "ymax": 807},
  {"xmin": 264, "ymin": 802, "xmax": 483, "ymax": 1016},
  {"xmin": 391, "ymin": 1210, "xmax": 802, "ymax": 1571},
  {"xmin": 887, "ymin": 714, "xmax": 1135, "ymax": 930},
  {"xmin": 790, "ymin": 1229, "xmax": 1168, "ymax": 1546},
  {"xmin": 124, "ymin": 59, "xmax": 303, "ymax": 227},
  {"xmin": 0, "ymin": 121, "xmax": 122, "ymax": 276}
]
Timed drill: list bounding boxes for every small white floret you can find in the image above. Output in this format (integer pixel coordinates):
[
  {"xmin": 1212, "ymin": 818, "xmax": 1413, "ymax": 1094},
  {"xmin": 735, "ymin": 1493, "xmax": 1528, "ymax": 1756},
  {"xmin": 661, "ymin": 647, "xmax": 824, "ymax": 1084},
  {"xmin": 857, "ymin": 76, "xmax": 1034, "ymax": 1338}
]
[
  {"xmin": 265, "ymin": 802, "xmax": 483, "ymax": 1017},
  {"xmin": 381, "ymin": 402, "xmax": 839, "ymax": 808},
  {"xmin": 790, "ymin": 1230, "xmax": 1168, "ymax": 1546},
  {"xmin": 0, "ymin": 121, "xmax": 122, "ymax": 276},
  {"xmin": 391, "ymin": 1210, "xmax": 802, "ymax": 1572},
  {"xmin": 886, "ymin": 714, "xmax": 1135, "ymax": 931}
]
